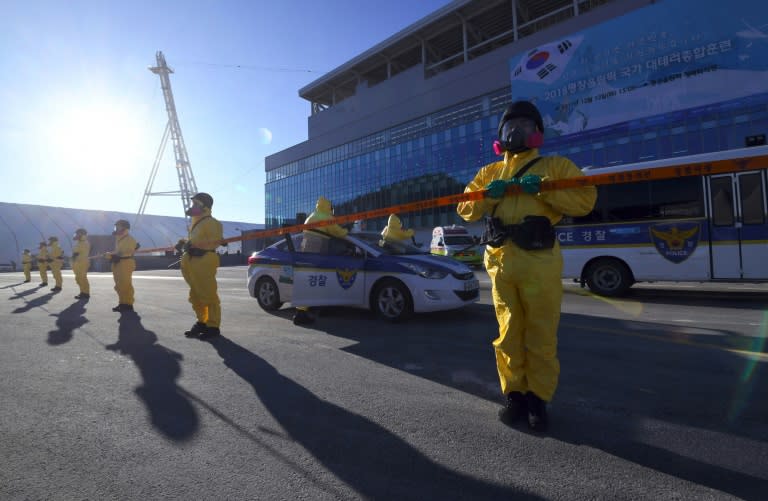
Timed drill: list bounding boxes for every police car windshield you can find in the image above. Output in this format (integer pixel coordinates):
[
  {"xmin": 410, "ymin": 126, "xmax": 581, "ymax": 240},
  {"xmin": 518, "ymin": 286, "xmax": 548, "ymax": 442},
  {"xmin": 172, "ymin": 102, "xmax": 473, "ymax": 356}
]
[
  {"xmin": 445, "ymin": 235, "xmax": 475, "ymax": 246},
  {"xmin": 352, "ymin": 232, "xmax": 426, "ymax": 255}
]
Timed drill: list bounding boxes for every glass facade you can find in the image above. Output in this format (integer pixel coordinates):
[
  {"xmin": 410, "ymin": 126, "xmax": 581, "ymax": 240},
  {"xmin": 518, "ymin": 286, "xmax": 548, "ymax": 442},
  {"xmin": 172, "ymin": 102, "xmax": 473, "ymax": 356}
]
[{"xmin": 265, "ymin": 89, "xmax": 768, "ymax": 230}]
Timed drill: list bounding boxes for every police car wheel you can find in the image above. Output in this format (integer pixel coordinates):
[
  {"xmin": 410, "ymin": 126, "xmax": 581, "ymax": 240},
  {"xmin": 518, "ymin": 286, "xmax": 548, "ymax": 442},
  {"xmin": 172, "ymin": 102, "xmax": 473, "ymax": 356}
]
[
  {"xmin": 255, "ymin": 276, "xmax": 282, "ymax": 311},
  {"xmin": 371, "ymin": 279, "xmax": 413, "ymax": 322},
  {"xmin": 584, "ymin": 258, "xmax": 632, "ymax": 297}
]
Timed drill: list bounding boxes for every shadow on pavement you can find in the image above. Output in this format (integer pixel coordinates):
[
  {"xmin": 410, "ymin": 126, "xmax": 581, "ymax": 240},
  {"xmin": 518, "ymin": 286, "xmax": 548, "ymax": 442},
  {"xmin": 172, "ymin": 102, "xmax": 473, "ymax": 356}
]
[
  {"xmin": 47, "ymin": 299, "xmax": 89, "ymax": 345},
  {"xmin": 106, "ymin": 311, "xmax": 198, "ymax": 442},
  {"xmin": 11, "ymin": 290, "xmax": 55, "ymax": 313},
  {"xmin": 206, "ymin": 335, "xmax": 542, "ymax": 500},
  {"xmin": 0, "ymin": 281, "xmax": 26, "ymax": 289},
  {"xmin": 296, "ymin": 304, "xmax": 768, "ymax": 500},
  {"xmin": 8, "ymin": 287, "xmax": 41, "ymax": 300}
]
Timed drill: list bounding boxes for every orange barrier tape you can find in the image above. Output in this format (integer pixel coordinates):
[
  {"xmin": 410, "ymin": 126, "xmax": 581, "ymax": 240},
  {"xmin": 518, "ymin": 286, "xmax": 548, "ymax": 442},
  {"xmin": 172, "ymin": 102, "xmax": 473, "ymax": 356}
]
[{"xmin": 134, "ymin": 154, "xmax": 768, "ymax": 255}]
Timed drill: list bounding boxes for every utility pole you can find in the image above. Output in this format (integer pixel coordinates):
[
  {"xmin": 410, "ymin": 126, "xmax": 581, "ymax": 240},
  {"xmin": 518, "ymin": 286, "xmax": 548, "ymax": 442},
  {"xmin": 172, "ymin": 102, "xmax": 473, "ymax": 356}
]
[{"xmin": 136, "ymin": 51, "xmax": 198, "ymax": 227}]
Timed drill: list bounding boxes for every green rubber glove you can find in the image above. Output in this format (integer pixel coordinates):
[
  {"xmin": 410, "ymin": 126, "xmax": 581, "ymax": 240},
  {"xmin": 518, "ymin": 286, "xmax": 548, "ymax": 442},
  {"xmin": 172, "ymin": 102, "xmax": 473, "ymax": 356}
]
[
  {"xmin": 485, "ymin": 179, "xmax": 510, "ymax": 199},
  {"xmin": 519, "ymin": 174, "xmax": 542, "ymax": 194}
]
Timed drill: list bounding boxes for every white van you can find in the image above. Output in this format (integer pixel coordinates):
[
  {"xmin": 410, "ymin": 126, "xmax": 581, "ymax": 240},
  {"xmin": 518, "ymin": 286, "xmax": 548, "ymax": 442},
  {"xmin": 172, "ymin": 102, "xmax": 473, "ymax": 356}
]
[{"xmin": 430, "ymin": 225, "xmax": 483, "ymax": 267}]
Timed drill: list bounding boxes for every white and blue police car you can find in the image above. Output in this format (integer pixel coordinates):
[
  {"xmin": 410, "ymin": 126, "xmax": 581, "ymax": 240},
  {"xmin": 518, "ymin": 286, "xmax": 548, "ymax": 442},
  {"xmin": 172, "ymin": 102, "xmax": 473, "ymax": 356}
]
[{"xmin": 247, "ymin": 231, "xmax": 480, "ymax": 322}]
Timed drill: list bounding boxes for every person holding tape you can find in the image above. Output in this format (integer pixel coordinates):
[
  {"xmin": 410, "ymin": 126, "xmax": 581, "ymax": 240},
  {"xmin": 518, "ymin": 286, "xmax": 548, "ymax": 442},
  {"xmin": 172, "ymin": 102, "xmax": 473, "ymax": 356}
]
[
  {"xmin": 47, "ymin": 236, "xmax": 64, "ymax": 292},
  {"xmin": 294, "ymin": 196, "xmax": 348, "ymax": 325},
  {"xmin": 106, "ymin": 219, "xmax": 137, "ymax": 312},
  {"xmin": 457, "ymin": 100, "xmax": 596, "ymax": 432},
  {"xmin": 72, "ymin": 228, "xmax": 91, "ymax": 300},
  {"xmin": 181, "ymin": 192, "xmax": 224, "ymax": 340},
  {"xmin": 21, "ymin": 249, "xmax": 32, "ymax": 283},
  {"xmin": 36, "ymin": 241, "xmax": 49, "ymax": 287}
]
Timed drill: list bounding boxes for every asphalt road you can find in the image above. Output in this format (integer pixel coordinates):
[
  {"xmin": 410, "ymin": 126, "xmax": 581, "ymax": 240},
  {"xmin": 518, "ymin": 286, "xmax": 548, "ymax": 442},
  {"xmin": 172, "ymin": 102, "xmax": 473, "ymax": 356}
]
[{"xmin": 1, "ymin": 267, "xmax": 766, "ymax": 500}]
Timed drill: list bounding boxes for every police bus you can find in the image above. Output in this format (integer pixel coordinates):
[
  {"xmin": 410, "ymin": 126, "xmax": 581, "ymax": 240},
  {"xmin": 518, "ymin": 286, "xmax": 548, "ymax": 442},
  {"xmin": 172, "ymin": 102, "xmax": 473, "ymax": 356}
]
[{"xmin": 556, "ymin": 144, "xmax": 768, "ymax": 296}]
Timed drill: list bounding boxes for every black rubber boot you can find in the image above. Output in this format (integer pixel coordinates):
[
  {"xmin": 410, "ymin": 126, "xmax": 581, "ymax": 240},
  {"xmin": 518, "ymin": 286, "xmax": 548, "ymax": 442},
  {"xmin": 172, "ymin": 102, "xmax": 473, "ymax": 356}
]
[
  {"xmin": 51, "ymin": 286, "xmax": 62, "ymax": 292},
  {"xmin": 74, "ymin": 293, "xmax": 90, "ymax": 300},
  {"xmin": 498, "ymin": 391, "xmax": 527, "ymax": 425},
  {"xmin": 292, "ymin": 310, "xmax": 315, "ymax": 325},
  {"xmin": 526, "ymin": 392, "xmax": 549, "ymax": 432},
  {"xmin": 199, "ymin": 326, "xmax": 221, "ymax": 340},
  {"xmin": 112, "ymin": 304, "xmax": 134, "ymax": 312},
  {"xmin": 184, "ymin": 322, "xmax": 206, "ymax": 338}
]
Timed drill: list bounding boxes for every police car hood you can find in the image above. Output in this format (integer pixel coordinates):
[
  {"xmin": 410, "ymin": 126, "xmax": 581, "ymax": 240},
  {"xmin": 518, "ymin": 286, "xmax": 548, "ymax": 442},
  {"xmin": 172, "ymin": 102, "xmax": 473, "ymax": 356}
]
[{"xmin": 398, "ymin": 254, "xmax": 472, "ymax": 274}]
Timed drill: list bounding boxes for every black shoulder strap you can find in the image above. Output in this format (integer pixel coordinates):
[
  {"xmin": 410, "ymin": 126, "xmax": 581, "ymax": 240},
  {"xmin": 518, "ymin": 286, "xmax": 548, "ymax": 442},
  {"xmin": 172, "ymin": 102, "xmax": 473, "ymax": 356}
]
[{"xmin": 512, "ymin": 156, "xmax": 543, "ymax": 179}]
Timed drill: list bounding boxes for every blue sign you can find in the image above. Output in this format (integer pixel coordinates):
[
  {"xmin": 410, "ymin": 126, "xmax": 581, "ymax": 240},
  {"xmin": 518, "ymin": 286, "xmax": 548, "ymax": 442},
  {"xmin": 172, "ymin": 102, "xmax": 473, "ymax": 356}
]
[{"xmin": 509, "ymin": 0, "xmax": 768, "ymax": 137}]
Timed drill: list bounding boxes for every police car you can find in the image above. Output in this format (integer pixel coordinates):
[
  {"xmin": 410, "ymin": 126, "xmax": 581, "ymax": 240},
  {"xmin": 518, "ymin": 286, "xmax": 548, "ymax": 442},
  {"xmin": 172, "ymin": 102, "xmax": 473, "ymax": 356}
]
[{"xmin": 247, "ymin": 231, "xmax": 480, "ymax": 322}]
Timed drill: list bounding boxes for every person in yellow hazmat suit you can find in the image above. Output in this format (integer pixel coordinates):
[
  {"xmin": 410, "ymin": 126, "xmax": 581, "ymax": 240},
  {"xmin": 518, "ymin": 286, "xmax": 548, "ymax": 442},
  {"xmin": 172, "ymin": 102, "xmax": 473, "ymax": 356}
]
[
  {"xmin": 294, "ymin": 196, "xmax": 348, "ymax": 325},
  {"xmin": 36, "ymin": 241, "xmax": 49, "ymax": 287},
  {"xmin": 181, "ymin": 193, "xmax": 224, "ymax": 340},
  {"xmin": 457, "ymin": 100, "xmax": 596, "ymax": 432},
  {"xmin": 381, "ymin": 214, "xmax": 414, "ymax": 243},
  {"xmin": 105, "ymin": 220, "xmax": 137, "ymax": 312},
  {"xmin": 47, "ymin": 236, "xmax": 64, "ymax": 292},
  {"xmin": 22, "ymin": 249, "xmax": 32, "ymax": 283},
  {"xmin": 71, "ymin": 228, "xmax": 91, "ymax": 300}
]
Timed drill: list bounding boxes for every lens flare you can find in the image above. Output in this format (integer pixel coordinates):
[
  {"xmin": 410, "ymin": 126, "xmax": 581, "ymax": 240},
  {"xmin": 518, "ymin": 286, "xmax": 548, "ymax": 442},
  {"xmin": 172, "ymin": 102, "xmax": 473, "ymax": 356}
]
[{"xmin": 727, "ymin": 310, "xmax": 768, "ymax": 423}]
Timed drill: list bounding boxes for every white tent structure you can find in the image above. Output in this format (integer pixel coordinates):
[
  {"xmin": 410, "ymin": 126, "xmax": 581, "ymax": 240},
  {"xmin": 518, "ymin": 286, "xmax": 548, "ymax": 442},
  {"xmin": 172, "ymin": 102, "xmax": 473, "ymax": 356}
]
[{"xmin": 0, "ymin": 202, "xmax": 261, "ymax": 267}]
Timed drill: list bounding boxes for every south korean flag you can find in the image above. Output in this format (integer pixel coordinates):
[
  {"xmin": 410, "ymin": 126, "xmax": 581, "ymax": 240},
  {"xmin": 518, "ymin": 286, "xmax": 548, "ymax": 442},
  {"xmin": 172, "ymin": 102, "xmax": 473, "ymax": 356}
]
[{"xmin": 512, "ymin": 35, "xmax": 583, "ymax": 85}]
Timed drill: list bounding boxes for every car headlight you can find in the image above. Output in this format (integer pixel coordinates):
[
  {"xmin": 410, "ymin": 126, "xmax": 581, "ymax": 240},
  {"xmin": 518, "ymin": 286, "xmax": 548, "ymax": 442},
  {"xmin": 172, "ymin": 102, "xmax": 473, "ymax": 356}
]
[{"xmin": 399, "ymin": 262, "xmax": 448, "ymax": 279}]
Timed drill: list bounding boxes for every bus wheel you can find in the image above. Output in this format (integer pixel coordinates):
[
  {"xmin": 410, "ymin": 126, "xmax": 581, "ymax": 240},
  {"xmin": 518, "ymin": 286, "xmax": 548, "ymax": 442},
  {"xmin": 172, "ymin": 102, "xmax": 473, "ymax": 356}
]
[{"xmin": 584, "ymin": 259, "xmax": 632, "ymax": 297}]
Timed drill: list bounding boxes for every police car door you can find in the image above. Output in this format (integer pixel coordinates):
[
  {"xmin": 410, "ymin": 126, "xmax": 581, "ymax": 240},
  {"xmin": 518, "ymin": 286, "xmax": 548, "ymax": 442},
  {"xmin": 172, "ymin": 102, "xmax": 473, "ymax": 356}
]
[{"xmin": 292, "ymin": 233, "xmax": 366, "ymax": 307}]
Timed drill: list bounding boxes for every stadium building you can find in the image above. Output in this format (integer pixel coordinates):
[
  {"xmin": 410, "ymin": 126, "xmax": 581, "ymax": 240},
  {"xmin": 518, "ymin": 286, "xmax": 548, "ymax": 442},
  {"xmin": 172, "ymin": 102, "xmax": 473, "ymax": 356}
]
[{"xmin": 265, "ymin": 0, "xmax": 768, "ymax": 231}]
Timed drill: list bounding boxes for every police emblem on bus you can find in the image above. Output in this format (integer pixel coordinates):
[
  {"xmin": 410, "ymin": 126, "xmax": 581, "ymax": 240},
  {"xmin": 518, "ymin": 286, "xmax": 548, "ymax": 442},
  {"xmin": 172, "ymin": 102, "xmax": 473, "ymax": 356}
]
[
  {"xmin": 336, "ymin": 268, "xmax": 357, "ymax": 290},
  {"xmin": 649, "ymin": 223, "xmax": 701, "ymax": 263}
]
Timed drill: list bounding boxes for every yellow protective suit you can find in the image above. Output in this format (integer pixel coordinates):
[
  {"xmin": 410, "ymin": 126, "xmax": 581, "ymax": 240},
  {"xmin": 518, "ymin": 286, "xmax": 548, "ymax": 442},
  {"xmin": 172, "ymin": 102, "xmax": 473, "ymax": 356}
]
[
  {"xmin": 301, "ymin": 196, "xmax": 348, "ymax": 252},
  {"xmin": 108, "ymin": 232, "xmax": 137, "ymax": 306},
  {"xmin": 457, "ymin": 148, "xmax": 596, "ymax": 402},
  {"xmin": 22, "ymin": 250, "xmax": 32, "ymax": 282},
  {"xmin": 72, "ymin": 235, "xmax": 91, "ymax": 295},
  {"xmin": 381, "ymin": 214, "xmax": 414, "ymax": 242},
  {"xmin": 295, "ymin": 196, "xmax": 348, "ymax": 316},
  {"xmin": 48, "ymin": 240, "xmax": 64, "ymax": 289},
  {"xmin": 180, "ymin": 209, "xmax": 223, "ymax": 328},
  {"xmin": 36, "ymin": 244, "xmax": 48, "ymax": 285}
]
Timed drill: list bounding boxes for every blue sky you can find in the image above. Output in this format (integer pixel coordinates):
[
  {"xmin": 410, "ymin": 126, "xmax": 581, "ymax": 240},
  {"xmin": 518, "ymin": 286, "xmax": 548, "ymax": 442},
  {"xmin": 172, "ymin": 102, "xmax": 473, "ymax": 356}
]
[{"xmin": 0, "ymin": 0, "xmax": 452, "ymax": 224}]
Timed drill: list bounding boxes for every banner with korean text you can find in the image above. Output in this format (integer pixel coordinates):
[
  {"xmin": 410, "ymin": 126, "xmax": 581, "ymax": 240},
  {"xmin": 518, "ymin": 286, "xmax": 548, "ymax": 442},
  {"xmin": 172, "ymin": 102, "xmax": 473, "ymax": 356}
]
[{"xmin": 509, "ymin": 0, "xmax": 768, "ymax": 137}]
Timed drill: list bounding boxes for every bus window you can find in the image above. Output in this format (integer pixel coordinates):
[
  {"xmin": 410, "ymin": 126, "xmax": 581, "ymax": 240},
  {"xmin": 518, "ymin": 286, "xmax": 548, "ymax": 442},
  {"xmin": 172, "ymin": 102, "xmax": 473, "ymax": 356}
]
[
  {"xmin": 649, "ymin": 177, "xmax": 704, "ymax": 218},
  {"xmin": 710, "ymin": 177, "xmax": 735, "ymax": 226},
  {"xmin": 739, "ymin": 173, "xmax": 765, "ymax": 225},
  {"xmin": 602, "ymin": 183, "xmax": 652, "ymax": 221}
]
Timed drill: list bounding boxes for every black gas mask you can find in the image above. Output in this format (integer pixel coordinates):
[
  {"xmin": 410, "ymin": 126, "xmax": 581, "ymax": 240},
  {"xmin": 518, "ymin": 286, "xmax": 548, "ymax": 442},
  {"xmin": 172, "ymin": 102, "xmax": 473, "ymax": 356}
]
[{"xmin": 498, "ymin": 117, "xmax": 541, "ymax": 154}]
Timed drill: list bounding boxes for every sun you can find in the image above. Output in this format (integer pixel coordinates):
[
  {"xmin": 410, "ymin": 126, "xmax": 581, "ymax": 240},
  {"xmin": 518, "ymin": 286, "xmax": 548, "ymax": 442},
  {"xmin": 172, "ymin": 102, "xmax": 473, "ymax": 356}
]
[{"xmin": 43, "ymin": 97, "xmax": 151, "ymax": 181}]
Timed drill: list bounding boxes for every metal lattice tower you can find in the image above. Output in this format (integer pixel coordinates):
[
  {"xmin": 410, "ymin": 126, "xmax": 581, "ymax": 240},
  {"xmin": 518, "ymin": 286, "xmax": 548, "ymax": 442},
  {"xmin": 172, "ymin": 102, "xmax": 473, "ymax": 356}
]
[{"xmin": 136, "ymin": 51, "xmax": 198, "ymax": 226}]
